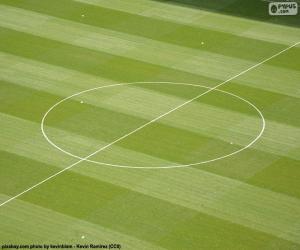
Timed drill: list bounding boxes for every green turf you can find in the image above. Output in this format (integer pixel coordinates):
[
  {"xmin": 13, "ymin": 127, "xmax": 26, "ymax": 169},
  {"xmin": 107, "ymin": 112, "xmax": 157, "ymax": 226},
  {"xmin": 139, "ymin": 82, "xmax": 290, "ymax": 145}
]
[{"xmin": 0, "ymin": 0, "xmax": 299, "ymax": 249}]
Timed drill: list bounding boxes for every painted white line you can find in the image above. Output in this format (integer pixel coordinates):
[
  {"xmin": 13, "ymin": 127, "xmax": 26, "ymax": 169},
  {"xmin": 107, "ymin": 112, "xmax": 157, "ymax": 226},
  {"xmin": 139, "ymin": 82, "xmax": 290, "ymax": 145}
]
[
  {"xmin": 0, "ymin": 41, "xmax": 298, "ymax": 208},
  {"xmin": 218, "ymin": 42, "xmax": 300, "ymax": 87},
  {"xmin": 41, "ymin": 82, "xmax": 266, "ymax": 168}
]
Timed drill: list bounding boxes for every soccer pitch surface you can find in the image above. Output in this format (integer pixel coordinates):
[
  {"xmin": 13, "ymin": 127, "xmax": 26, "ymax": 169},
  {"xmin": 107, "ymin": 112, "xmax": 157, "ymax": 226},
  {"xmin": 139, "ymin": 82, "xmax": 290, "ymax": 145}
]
[{"xmin": 0, "ymin": 0, "xmax": 300, "ymax": 249}]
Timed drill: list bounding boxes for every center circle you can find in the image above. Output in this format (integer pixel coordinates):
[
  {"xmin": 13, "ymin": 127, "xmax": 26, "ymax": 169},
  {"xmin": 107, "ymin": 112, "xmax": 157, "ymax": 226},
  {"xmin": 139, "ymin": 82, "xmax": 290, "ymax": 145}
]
[{"xmin": 41, "ymin": 82, "xmax": 265, "ymax": 169}]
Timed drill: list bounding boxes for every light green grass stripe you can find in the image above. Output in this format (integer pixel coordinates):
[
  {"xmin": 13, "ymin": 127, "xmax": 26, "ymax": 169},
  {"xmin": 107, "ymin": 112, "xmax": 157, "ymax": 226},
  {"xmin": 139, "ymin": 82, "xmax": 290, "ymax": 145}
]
[
  {"xmin": 1, "ymin": 113, "xmax": 300, "ymax": 243},
  {"xmin": 0, "ymin": 113, "xmax": 74, "ymax": 168},
  {"xmin": 0, "ymin": 52, "xmax": 117, "ymax": 97},
  {"xmin": 1, "ymin": 52, "xmax": 299, "ymax": 100},
  {"xmin": 74, "ymin": 0, "xmax": 300, "ymax": 45},
  {"xmin": 1, "ymin": 6, "xmax": 299, "ymax": 98},
  {"xmin": 0, "ymin": 195, "xmax": 165, "ymax": 249},
  {"xmin": 238, "ymin": 65, "xmax": 300, "ymax": 98}
]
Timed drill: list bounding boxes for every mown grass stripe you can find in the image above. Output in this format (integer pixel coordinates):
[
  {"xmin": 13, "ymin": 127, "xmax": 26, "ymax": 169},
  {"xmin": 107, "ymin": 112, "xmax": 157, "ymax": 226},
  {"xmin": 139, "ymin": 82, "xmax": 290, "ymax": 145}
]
[{"xmin": 74, "ymin": 0, "xmax": 300, "ymax": 45}]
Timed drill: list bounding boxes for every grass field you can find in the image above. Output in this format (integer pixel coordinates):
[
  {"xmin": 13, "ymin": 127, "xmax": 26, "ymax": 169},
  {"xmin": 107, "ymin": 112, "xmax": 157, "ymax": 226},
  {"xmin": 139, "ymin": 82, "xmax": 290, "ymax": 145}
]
[{"xmin": 0, "ymin": 0, "xmax": 300, "ymax": 249}]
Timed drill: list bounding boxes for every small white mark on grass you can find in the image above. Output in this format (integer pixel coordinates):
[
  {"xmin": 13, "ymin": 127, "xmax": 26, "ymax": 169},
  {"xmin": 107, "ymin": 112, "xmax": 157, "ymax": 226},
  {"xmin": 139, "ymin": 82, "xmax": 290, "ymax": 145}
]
[
  {"xmin": 80, "ymin": 101, "xmax": 84, "ymax": 104},
  {"xmin": 81, "ymin": 235, "xmax": 85, "ymax": 239},
  {"xmin": 81, "ymin": 14, "xmax": 85, "ymax": 18},
  {"xmin": 201, "ymin": 41, "xmax": 205, "ymax": 45},
  {"xmin": 230, "ymin": 142, "xmax": 233, "ymax": 145}
]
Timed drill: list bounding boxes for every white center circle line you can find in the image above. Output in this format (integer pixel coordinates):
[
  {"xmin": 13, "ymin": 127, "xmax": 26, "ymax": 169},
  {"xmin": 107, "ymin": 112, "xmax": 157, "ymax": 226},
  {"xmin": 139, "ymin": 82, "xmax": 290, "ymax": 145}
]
[{"xmin": 41, "ymin": 82, "xmax": 266, "ymax": 169}]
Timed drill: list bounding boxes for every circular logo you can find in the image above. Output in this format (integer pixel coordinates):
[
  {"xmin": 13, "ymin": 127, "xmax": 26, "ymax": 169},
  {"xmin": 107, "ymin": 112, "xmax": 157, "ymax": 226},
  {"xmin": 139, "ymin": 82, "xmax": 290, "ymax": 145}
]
[{"xmin": 271, "ymin": 4, "xmax": 278, "ymax": 13}]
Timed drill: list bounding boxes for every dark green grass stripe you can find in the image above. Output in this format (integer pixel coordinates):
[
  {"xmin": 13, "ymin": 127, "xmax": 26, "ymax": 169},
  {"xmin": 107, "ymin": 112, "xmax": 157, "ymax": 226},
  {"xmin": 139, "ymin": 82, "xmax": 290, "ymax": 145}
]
[
  {"xmin": 0, "ymin": 80, "xmax": 63, "ymax": 123},
  {"xmin": 136, "ymin": 83, "xmax": 261, "ymax": 117},
  {"xmin": 267, "ymin": 48, "xmax": 300, "ymax": 72},
  {"xmin": 0, "ymin": 27, "xmax": 217, "ymax": 85},
  {"xmin": 141, "ymin": 82, "xmax": 300, "ymax": 127},
  {"xmin": 0, "ymin": 151, "xmax": 61, "ymax": 197},
  {"xmin": 220, "ymin": 81, "xmax": 300, "ymax": 127},
  {"xmin": 1, "ymin": 150, "xmax": 298, "ymax": 249},
  {"xmin": 200, "ymin": 146, "xmax": 300, "ymax": 199},
  {"xmin": 94, "ymin": 121, "xmax": 242, "ymax": 166},
  {"xmin": 248, "ymin": 157, "xmax": 300, "ymax": 199},
  {"xmin": 0, "ymin": 0, "xmax": 294, "ymax": 66},
  {"xmin": 219, "ymin": 83, "xmax": 300, "ymax": 127}
]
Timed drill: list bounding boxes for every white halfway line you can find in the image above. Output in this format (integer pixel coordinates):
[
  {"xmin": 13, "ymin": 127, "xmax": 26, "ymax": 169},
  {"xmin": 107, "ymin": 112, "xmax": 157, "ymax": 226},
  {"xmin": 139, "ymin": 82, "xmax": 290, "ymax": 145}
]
[{"xmin": 0, "ymin": 41, "xmax": 299, "ymax": 208}]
